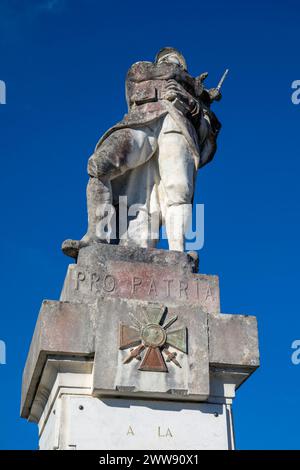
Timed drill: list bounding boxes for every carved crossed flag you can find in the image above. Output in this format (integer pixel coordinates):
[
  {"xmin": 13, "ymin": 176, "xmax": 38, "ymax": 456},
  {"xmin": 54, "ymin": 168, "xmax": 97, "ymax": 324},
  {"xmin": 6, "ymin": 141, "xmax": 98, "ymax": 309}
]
[{"xmin": 119, "ymin": 305, "xmax": 187, "ymax": 372}]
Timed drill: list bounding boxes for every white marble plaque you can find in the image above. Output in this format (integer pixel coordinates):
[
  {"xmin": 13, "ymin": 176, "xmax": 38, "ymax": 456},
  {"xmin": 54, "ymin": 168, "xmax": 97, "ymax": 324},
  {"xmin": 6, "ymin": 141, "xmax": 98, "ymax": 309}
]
[{"xmin": 48, "ymin": 395, "xmax": 233, "ymax": 450}]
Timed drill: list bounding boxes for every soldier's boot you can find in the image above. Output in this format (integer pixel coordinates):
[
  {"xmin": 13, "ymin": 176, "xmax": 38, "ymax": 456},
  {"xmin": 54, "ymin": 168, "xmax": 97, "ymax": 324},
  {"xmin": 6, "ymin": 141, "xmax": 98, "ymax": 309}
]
[{"xmin": 62, "ymin": 176, "xmax": 113, "ymax": 258}]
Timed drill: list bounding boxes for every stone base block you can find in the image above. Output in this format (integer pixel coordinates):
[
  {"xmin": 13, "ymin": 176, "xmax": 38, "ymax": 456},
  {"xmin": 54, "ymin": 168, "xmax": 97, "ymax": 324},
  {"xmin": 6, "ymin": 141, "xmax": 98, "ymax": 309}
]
[
  {"xmin": 41, "ymin": 395, "xmax": 234, "ymax": 450},
  {"xmin": 36, "ymin": 358, "xmax": 235, "ymax": 450}
]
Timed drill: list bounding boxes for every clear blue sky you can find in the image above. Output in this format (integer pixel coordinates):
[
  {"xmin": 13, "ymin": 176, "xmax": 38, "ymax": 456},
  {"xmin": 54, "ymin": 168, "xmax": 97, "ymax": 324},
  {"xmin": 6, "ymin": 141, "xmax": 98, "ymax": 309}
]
[{"xmin": 0, "ymin": 0, "xmax": 299, "ymax": 450}]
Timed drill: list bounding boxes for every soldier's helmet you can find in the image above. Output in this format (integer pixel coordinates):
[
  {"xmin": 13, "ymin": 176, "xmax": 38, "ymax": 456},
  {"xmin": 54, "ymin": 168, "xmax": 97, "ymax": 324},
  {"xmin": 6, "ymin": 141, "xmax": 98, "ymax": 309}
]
[{"xmin": 155, "ymin": 47, "xmax": 187, "ymax": 71}]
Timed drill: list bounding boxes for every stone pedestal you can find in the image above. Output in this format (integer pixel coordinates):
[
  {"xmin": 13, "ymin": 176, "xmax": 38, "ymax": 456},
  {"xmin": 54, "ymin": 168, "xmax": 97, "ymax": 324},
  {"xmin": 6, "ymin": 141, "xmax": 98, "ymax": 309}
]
[{"xmin": 21, "ymin": 244, "xmax": 259, "ymax": 450}]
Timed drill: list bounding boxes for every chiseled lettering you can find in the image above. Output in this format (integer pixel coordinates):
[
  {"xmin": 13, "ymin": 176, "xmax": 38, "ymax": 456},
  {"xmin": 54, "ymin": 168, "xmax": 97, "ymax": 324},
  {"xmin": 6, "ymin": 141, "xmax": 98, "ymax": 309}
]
[
  {"xmin": 204, "ymin": 285, "xmax": 213, "ymax": 301},
  {"xmin": 179, "ymin": 280, "xmax": 188, "ymax": 299},
  {"xmin": 158, "ymin": 426, "xmax": 173, "ymax": 438},
  {"xmin": 75, "ymin": 271, "xmax": 85, "ymax": 290},
  {"xmin": 148, "ymin": 278, "xmax": 157, "ymax": 296},
  {"xmin": 195, "ymin": 280, "xmax": 213, "ymax": 303},
  {"xmin": 163, "ymin": 279, "xmax": 173, "ymax": 297},
  {"xmin": 132, "ymin": 276, "xmax": 142, "ymax": 293},
  {"xmin": 103, "ymin": 274, "xmax": 116, "ymax": 292},
  {"xmin": 127, "ymin": 425, "xmax": 135, "ymax": 436},
  {"xmin": 90, "ymin": 272, "xmax": 100, "ymax": 292}
]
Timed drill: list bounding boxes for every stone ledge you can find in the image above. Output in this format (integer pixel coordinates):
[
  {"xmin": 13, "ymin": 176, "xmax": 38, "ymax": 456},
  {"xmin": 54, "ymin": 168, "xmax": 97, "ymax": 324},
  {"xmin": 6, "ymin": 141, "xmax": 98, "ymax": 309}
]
[
  {"xmin": 208, "ymin": 314, "xmax": 260, "ymax": 368},
  {"xmin": 21, "ymin": 300, "xmax": 95, "ymax": 419},
  {"xmin": 77, "ymin": 243, "xmax": 199, "ymax": 273},
  {"xmin": 21, "ymin": 297, "xmax": 259, "ymax": 421}
]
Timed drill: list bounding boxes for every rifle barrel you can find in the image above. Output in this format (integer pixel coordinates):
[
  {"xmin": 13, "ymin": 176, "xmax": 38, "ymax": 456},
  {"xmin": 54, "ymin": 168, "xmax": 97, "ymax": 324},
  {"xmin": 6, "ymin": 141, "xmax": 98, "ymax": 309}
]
[{"xmin": 216, "ymin": 68, "xmax": 229, "ymax": 91}]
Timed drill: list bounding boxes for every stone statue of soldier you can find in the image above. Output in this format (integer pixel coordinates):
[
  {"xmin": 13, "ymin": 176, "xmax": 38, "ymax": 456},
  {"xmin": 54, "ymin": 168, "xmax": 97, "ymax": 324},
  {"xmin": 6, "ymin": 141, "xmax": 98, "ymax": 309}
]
[{"xmin": 63, "ymin": 47, "xmax": 225, "ymax": 257}]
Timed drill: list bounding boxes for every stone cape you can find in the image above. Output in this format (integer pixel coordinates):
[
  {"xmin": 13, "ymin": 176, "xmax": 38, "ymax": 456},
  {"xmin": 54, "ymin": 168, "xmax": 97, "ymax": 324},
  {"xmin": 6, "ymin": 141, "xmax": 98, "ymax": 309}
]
[
  {"xmin": 95, "ymin": 100, "xmax": 201, "ymax": 169},
  {"xmin": 95, "ymin": 61, "xmax": 203, "ymax": 165}
]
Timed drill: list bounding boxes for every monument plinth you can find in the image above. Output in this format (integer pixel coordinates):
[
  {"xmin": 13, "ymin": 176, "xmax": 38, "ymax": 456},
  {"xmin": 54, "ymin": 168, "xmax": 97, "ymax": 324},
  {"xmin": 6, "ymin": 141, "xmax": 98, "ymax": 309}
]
[{"xmin": 21, "ymin": 244, "xmax": 259, "ymax": 450}]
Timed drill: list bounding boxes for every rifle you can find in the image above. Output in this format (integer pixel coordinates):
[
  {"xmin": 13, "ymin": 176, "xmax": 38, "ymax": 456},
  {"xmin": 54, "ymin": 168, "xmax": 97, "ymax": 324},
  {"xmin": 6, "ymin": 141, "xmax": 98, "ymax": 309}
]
[{"xmin": 195, "ymin": 68, "xmax": 229, "ymax": 99}]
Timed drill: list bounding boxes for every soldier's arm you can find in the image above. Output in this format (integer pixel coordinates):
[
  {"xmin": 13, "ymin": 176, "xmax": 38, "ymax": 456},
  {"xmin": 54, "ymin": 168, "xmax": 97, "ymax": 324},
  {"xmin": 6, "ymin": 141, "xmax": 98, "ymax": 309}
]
[{"xmin": 163, "ymin": 79, "xmax": 200, "ymax": 116}]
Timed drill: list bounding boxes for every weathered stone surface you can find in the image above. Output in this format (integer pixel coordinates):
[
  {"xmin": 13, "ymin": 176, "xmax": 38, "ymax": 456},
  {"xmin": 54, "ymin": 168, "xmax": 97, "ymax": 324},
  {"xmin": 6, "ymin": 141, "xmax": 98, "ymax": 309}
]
[
  {"xmin": 22, "ymin": 235, "xmax": 259, "ymax": 437},
  {"xmin": 92, "ymin": 298, "xmax": 209, "ymax": 400},
  {"xmin": 21, "ymin": 301, "xmax": 94, "ymax": 419},
  {"xmin": 21, "ymin": 295, "xmax": 260, "ymax": 420},
  {"xmin": 77, "ymin": 243, "xmax": 198, "ymax": 274},
  {"xmin": 63, "ymin": 49, "xmax": 223, "ymax": 253},
  {"xmin": 209, "ymin": 314, "xmax": 259, "ymax": 369},
  {"xmin": 60, "ymin": 262, "xmax": 220, "ymax": 312},
  {"xmin": 61, "ymin": 244, "xmax": 221, "ymax": 311},
  {"xmin": 21, "ymin": 297, "xmax": 210, "ymax": 418}
]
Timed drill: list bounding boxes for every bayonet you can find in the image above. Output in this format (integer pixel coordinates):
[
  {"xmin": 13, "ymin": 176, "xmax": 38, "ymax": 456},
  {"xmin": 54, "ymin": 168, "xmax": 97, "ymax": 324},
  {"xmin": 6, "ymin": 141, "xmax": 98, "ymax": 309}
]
[{"xmin": 216, "ymin": 68, "xmax": 229, "ymax": 92}]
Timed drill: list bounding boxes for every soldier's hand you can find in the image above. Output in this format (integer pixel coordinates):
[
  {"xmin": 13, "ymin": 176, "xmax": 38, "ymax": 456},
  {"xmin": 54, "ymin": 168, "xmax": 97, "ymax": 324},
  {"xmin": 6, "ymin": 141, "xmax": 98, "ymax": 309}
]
[
  {"xmin": 165, "ymin": 79, "xmax": 187, "ymax": 96},
  {"xmin": 163, "ymin": 90, "xmax": 177, "ymax": 101},
  {"xmin": 208, "ymin": 88, "xmax": 222, "ymax": 102},
  {"xmin": 163, "ymin": 79, "xmax": 191, "ymax": 103},
  {"xmin": 198, "ymin": 72, "xmax": 208, "ymax": 82},
  {"xmin": 163, "ymin": 79, "xmax": 201, "ymax": 116}
]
